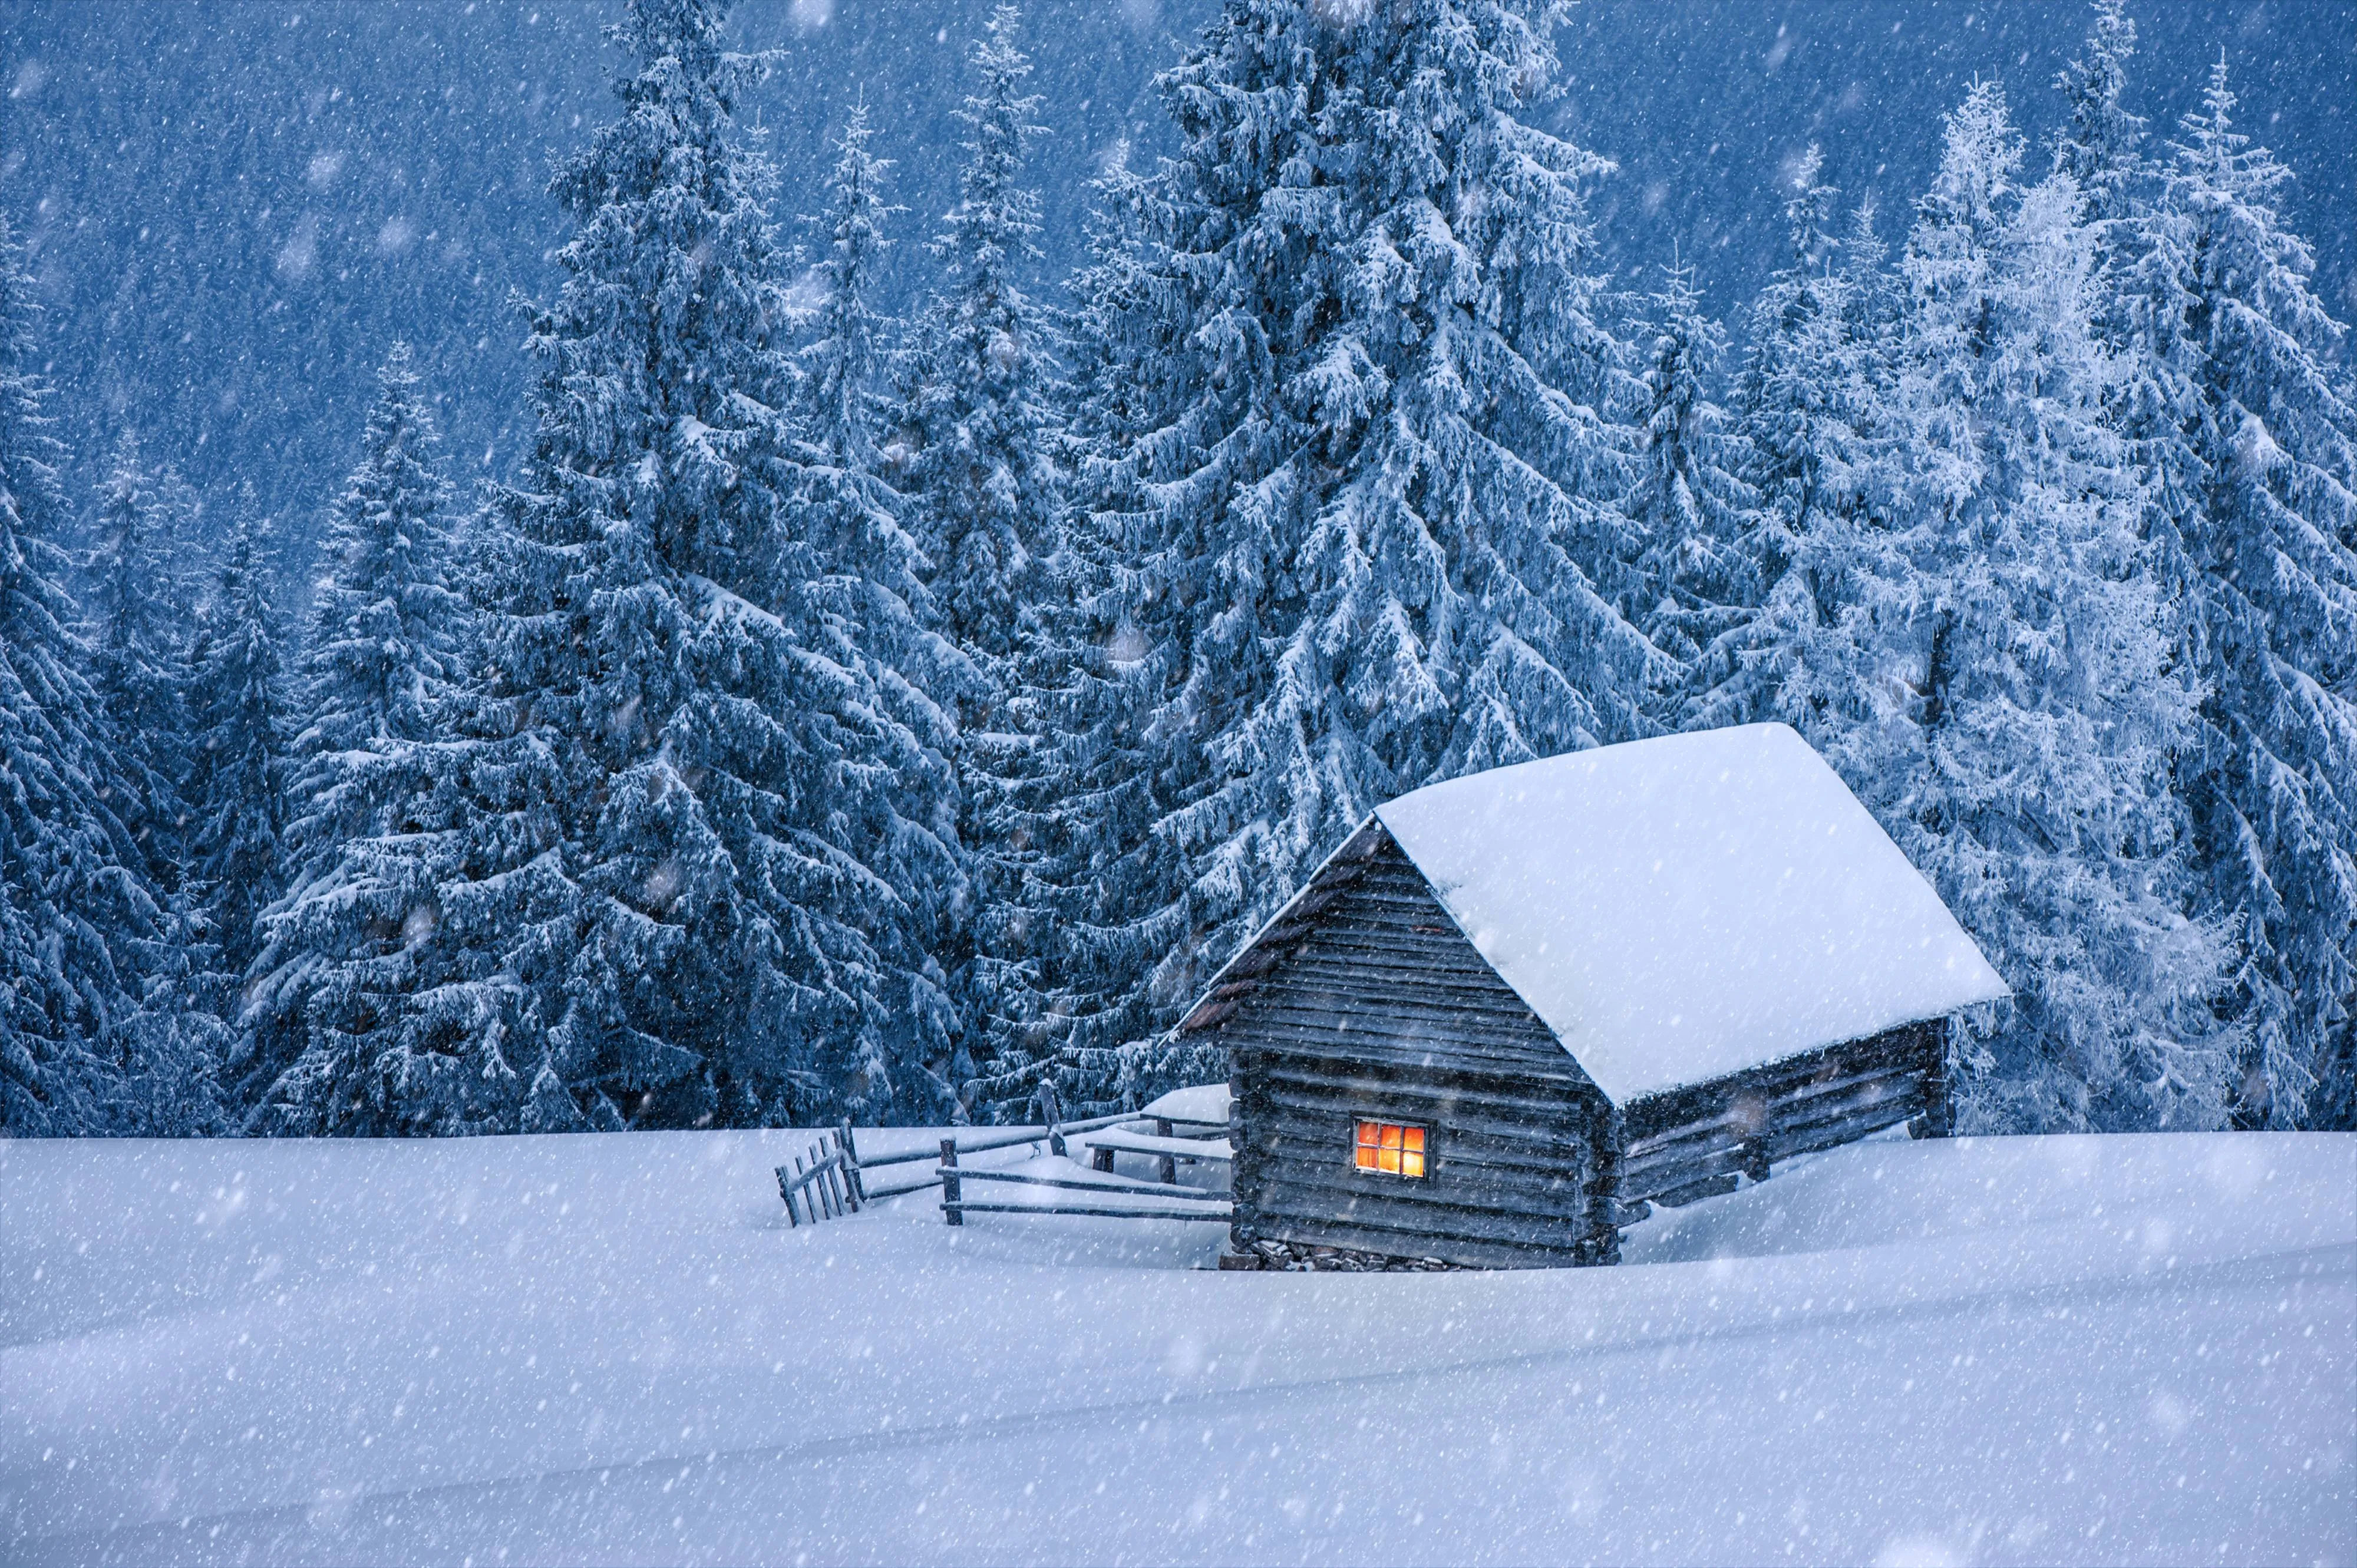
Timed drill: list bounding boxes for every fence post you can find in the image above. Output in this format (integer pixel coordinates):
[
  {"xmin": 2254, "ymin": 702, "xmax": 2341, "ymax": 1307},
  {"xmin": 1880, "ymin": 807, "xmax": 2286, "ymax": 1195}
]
[
  {"xmin": 1155, "ymin": 1117, "xmax": 1177, "ymax": 1184},
  {"xmin": 776, "ymin": 1163, "xmax": 799, "ymax": 1227},
  {"xmin": 940, "ymin": 1138, "xmax": 962, "ymax": 1227},
  {"xmin": 1032, "ymin": 1081, "xmax": 1066, "ymax": 1158},
  {"xmin": 839, "ymin": 1119, "xmax": 864, "ymax": 1205}
]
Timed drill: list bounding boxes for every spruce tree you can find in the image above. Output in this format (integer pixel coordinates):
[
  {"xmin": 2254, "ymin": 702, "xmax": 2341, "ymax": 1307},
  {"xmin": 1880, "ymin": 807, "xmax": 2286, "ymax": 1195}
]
[
  {"xmin": 890, "ymin": 8, "xmax": 1066, "ymax": 1111},
  {"xmin": 792, "ymin": 101, "xmax": 971, "ymax": 1118},
  {"xmin": 0, "ymin": 214, "xmax": 158, "ymax": 1134},
  {"xmin": 2051, "ymin": 0, "xmax": 2147, "ymax": 224},
  {"xmin": 183, "ymin": 497, "xmax": 292, "ymax": 992},
  {"xmin": 1623, "ymin": 265, "xmax": 1756, "ymax": 677},
  {"xmin": 85, "ymin": 429, "xmax": 193, "ymax": 894},
  {"xmin": 968, "ymin": 156, "xmax": 1171, "ymax": 1118},
  {"xmin": 1017, "ymin": 0, "xmax": 1659, "ymax": 1111},
  {"xmin": 1698, "ymin": 151, "xmax": 1896, "ymax": 731},
  {"xmin": 336, "ymin": 0, "xmax": 969, "ymax": 1131},
  {"xmin": 897, "ymin": 4, "xmax": 1062, "ymax": 674},
  {"xmin": 1785, "ymin": 83, "xmax": 2231, "ymax": 1131},
  {"xmin": 2137, "ymin": 62, "xmax": 2357, "ymax": 1127},
  {"xmin": 240, "ymin": 345, "xmax": 518, "ymax": 1131}
]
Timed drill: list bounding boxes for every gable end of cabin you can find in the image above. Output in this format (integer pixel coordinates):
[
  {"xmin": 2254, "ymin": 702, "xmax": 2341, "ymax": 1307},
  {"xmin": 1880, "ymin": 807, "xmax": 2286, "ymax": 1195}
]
[{"xmin": 1187, "ymin": 824, "xmax": 1622, "ymax": 1270}]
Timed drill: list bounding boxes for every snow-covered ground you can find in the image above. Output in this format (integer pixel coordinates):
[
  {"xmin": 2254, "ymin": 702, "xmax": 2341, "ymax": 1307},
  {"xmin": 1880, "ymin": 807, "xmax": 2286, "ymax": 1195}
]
[{"xmin": 2, "ymin": 1128, "xmax": 2348, "ymax": 1566}]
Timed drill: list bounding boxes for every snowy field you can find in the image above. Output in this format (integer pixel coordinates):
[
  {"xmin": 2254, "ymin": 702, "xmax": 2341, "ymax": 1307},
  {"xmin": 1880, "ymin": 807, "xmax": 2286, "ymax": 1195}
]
[{"xmin": 2, "ymin": 1128, "xmax": 2349, "ymax": 1567}]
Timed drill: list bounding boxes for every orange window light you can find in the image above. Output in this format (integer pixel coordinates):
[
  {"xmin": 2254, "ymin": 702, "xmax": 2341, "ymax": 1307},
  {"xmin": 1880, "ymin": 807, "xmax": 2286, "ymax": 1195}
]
[{"xmin": 1353, "ymin": 1120, "xmax": 1428, "ymax": 1179}]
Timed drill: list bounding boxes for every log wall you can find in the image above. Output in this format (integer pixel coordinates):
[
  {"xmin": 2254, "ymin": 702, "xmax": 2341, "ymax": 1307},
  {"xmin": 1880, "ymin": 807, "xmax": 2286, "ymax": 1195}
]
[
  {"xmin": 1615, "ymin": 1017, "xmax": 1950, "ymax": 1208},
  {"xmin": 1203, "ymin": 830, "xmax": 1619, "ymax": 1268}
]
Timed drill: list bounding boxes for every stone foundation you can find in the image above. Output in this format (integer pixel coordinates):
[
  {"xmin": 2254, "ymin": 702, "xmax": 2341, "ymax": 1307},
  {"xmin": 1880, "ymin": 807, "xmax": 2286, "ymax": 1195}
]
[{"xmin": 1217, "ymin": 1237, "xmax": 1467, "ymax": 1272}]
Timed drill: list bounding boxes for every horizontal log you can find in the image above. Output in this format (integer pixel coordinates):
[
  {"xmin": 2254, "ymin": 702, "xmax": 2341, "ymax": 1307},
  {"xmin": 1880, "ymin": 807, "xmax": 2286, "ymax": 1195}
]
[
  {"xmin": 1239, "ymin": 982, "xmax": 1545, "ymax": 1027},
  {"xmin": 1246, "ymin": 1169, "xmax": 1593, "ymax": 1230},
  {"xmin": 1247, "ymin": 1212, "xmax": 1599, "ymax": 1270},
  {"xmin": 856, "ymin": 1111, "xmax": 1148, "ymax": 1168},
  {"xmin": 1620, "ymin": 1021, "xmax": 1944, "ymax": 1140},
  {"xmin": 1243, "ymin": 1058, "xmax": 1604, "ymax": 1121},
  {"xmin": 1223, "ymin": 1019, "xmax": 1581, "ymax": 1078},
  {"xmin": 1249, "ymin": 1171, "xmax": 1591, "ymax": 1236},
  {"xmin": 1648, "ymin": 1172, "xmax": 1740, "ymax": 1207},
  {"xmin": 861, "ymin": 1173, "xmax": 945, "ymax": 1200},
  {"xmin": 1622, "ymin": 1068, "xmax": 1924, "ymax": 1166}
]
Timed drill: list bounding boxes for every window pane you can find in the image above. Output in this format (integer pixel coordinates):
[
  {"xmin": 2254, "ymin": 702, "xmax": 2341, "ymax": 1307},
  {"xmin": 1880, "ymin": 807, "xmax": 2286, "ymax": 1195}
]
[
  {"xmin": 1378, "ymin": 1146, "xmax": 1400, "ymax": 1174},
  {"xmin": 1402, "ymin": 1127, "xmax": 1425, "ymax": 1153},
  {"xmin": 1402, "ymin": 1149, "xmax": 1425, "ymax": 1178}
]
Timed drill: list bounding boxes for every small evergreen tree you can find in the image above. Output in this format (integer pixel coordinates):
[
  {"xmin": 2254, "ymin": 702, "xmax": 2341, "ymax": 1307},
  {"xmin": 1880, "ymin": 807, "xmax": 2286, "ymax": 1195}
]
[
  {"xmin": 241, "ymin": 346, "xmax": 510, "ymax": 1130},
  {"xmin": 2051, "ymin": 0, "xmax": 2147, "ymax": 224},
  {"xmin": 0, "ymin": 213, "xmax": 159, "ymax": 1134},
  {"xmin": 1622, "ymin": 265, "xmax": 1757, "ymax": 679},
  {"xmin": 85, "ymin": 429, "xmax": 193, "ymax": 894},
  {"xmin": 1699, "ymin": 153, "xmax": 1899, "ymax": 731},
  {"xmin": 184, "ymin": 497, "xmax": 293, "ymax": 991}
]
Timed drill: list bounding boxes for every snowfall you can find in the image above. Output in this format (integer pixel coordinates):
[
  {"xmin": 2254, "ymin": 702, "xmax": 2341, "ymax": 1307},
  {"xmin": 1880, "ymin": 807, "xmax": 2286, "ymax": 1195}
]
[{"xmin": 2, "ymin": 1123, "xmax": 2349, "ymax": 1567}]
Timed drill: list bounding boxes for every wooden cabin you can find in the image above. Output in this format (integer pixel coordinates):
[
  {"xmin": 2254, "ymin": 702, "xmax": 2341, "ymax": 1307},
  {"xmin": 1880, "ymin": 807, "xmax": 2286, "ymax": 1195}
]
[{"xmin": 1182, "ymin": 723, "xmax": 2009, "ymax": 1270}]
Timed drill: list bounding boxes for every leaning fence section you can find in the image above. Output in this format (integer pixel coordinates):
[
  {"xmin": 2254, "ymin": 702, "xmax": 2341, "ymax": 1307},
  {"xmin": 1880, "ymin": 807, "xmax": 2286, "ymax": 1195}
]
[{"xmin": 774, "ymin": 1124, "xmax": 863, "ymax": 1227}]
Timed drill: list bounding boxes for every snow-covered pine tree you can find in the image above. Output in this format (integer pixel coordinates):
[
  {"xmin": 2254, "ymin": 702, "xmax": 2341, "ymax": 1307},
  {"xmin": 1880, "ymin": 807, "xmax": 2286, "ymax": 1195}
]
[
  {"xmin": 287, "ymin": 345, "xmax": 468, "ymax": 838},
  {"xmin": 239, "ymin": 344, "xmax": 519, "ymax": 1131},
  {"xmin": 964, "ymin": 154, "xmax": 1171, "ymax": 1120},
  {"xmin": 1018, "ymin": 0, "xmax": 1660, "ymax": 1111},
  {"xmin": 444, "ymin": 0, "xmax": 962, "ymax": 1129},
  {"xmin": 0, "ymin": 213, "xmax": 160, "ymax": 1134},
  {"xmin": 1622, "ymin": 264, "xmax": 1756, "ymax": 678},
  {"xmin": 896, "ymin": 4, "xmax": 1062, "ymax": 674},
  {"xmin": 84, "ymin": 428, "xmax": 193, "ymax": 895},
  {"xmin": 2135, "ymin": 61, "xmax": 2357, "ymax": 1128},
  {"xmin": 1788, "ymin": 82, "xmax": 2231, "ymax": 1131},
  {"xmin": 1695, "ymin": 150, "xmax": 1896, "ymax": 731},
  {"xmin": 2051, "ymin": 0, "xmax": 2147, "ymax": 225},
  {"xmin": 183, "ymin": 496, "xmax": 292, "ymax": 992},
  {"xmin": 790, "ymin": 101, "xmax": 972, "ymax": 1117},
  {"xmin": 887, "ymin": 8, "xmax": 1067, "ymax": 1110}
]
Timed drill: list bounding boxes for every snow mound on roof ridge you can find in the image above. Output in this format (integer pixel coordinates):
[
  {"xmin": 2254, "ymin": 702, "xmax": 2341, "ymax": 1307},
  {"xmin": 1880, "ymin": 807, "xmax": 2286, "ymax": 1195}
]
[{"xmin": 1375, "ymin": 724, "xmax": 2009, "ymax": 1103}]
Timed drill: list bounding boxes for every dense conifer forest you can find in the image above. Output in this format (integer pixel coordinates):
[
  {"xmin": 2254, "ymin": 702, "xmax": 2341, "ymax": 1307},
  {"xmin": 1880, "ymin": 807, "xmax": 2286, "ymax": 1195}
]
[{"xmin": 2, "ymin": 0, "xmax": 2352, "ymax": 1138}]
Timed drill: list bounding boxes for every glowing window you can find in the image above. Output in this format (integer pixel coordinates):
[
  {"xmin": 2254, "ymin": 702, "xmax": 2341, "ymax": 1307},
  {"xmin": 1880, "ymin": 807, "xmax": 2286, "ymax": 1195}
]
[{"xmin": 1354, "ymin": 1120, "xmax": 1427, "ymax": 1179}]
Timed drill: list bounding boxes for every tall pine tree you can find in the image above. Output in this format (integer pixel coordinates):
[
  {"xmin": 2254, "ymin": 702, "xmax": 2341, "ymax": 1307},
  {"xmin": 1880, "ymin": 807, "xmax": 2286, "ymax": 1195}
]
[
  {"xmin": 184, "ymin": 494, "xmax": 292, "ymax": 989},
  {"xmin": 334, "ymin": 0, "xmax": 972, "ymax": 1131},
  {"xmin": 1781, "ymin": 83, "xmax": 2231, "ymax": 1131},
  {"xmin": 1015, "ymin": 0, "xmax": 1660, "ymax": 1111},
  {"xmin": 897, "ymin": 4, "xmax": 1062, "ymax": 675},
  {"xmin": 1622, "ymin": 264, "xmax": 1757, "ymax": 678},
  {"xmin": 0, "ymin": 214, "xmax": 160, "ymax": 1134},
  {"xmin": 2135, "ymin": 61, "xmax": 2357, "ymax": 1128}
]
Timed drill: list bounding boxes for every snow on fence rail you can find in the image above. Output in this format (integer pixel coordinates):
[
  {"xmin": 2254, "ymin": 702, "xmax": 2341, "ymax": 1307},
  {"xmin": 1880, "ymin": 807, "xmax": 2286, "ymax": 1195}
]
[
  {"xmin": 775, "ymin": 1088, "xmax": 1237, "ymax": 1226},
  {"xmin": 935, "ymin": 1139, "xmax": 1233, "ymax": 1226}
]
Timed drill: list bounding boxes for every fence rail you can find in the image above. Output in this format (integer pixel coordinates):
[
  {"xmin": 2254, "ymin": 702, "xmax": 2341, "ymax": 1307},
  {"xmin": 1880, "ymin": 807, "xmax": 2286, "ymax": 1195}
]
[{"xmin": 773, "ymin": 1095, "xmax": 1236, "ymax": 1229}]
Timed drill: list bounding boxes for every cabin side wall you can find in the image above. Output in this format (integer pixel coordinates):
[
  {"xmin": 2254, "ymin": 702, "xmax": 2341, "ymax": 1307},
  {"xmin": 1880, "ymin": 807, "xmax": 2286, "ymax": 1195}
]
[
  {"xmin": 1209, "ymin": 836, "xmax": 1619, "ymax": 1269},
  {"xmin": 1616, "ymin": 1016, "xmax": 1951, "ymax": 1208}
]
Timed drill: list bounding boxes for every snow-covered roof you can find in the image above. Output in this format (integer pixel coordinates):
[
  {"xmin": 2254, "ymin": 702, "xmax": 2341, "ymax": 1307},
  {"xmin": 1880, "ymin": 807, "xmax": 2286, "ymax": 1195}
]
[{"xmin": 1371, "ymin": 724, "xmax": 2009, "ymax": 1104}]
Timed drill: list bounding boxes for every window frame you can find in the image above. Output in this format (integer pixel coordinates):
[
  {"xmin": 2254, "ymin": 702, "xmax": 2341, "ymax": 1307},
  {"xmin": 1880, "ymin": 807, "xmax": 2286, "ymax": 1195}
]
[{"xmin": 1352, "ymin": 1118, "xmax": 1431, "ymax": 1180}]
